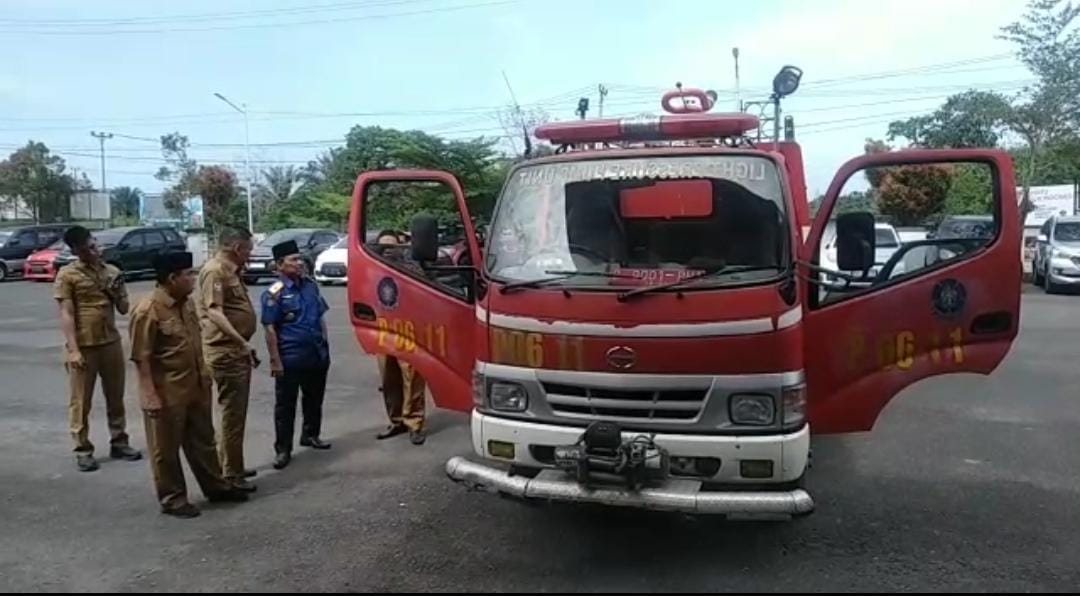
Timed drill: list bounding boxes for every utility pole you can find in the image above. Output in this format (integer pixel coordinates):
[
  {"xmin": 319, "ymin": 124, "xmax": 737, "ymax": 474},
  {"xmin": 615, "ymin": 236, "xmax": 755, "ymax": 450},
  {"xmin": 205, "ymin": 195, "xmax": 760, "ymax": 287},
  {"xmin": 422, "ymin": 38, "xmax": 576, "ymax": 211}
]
[
  {"xmin": 598, "ymin": 84, "xmax": 608, "ymax": 118},
  {"xmin": 214, "ymin": 93, "xmax": 254, "ymax": 233},
  {"xmin": 732, "ymin": 47, "xmax": 742, "ymax": 112},
  {"xmin": 90, "ymin": 131, "xmax": 112, "ymax": 222}
]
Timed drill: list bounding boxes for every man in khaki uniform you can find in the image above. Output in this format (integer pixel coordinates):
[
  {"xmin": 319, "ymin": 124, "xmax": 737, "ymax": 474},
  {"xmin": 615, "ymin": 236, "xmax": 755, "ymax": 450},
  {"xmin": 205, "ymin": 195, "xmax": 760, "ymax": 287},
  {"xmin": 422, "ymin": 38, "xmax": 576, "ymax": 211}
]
[
  {"xmin": 130, "ymin": 251, "xmax": 250, "ymax": 519},
  {"xmin": 373, "ymin": 230, "xmax": 427, "ymax": 445},
  {"xmin": 197, "ymin": 227, "xmax": 258, "ymax": 492},
  {"xmin": 54, "ymin": 225, "xmax": 142, "ymax": 472}
]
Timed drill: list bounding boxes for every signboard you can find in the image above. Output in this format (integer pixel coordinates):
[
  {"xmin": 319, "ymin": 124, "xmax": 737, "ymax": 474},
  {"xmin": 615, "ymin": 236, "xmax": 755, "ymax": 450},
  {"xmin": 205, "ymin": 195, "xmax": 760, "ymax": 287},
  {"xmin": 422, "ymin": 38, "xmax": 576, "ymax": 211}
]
[
  {"xmin": 69, "ymin": 191, "xmax": 111, "ymax": 221},
  {"xmin": 1019, "ymin": 184, "xmax": 1076, "ymax": 228}
]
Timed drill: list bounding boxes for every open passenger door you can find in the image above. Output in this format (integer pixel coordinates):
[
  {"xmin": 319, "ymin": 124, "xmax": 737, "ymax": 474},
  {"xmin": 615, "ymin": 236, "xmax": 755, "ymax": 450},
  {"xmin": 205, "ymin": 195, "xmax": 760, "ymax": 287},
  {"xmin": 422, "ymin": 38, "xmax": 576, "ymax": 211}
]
[
  {"xmin": 802, "ymin": 150, "xmax": 1021, "ymax": 434},
  {"xmin": 347, "ymin": 170, "xmax": 482, "ymax": 412}
]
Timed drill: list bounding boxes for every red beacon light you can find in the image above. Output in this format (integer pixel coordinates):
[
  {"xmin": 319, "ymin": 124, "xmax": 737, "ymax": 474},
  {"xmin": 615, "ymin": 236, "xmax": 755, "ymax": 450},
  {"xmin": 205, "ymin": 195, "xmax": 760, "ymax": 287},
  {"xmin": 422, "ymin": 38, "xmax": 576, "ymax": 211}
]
[{"xmin": 535, "ymin": 85, "xmax": 760, "ymax": 146}]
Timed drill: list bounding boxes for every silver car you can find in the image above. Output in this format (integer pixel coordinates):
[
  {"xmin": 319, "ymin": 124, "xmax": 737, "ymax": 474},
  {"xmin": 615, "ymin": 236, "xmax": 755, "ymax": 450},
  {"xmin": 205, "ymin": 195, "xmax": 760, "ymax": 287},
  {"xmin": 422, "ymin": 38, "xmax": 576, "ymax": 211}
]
[{"xmin": 1034, "ymin": 215, "xmax": 1080, "ymax": 293}]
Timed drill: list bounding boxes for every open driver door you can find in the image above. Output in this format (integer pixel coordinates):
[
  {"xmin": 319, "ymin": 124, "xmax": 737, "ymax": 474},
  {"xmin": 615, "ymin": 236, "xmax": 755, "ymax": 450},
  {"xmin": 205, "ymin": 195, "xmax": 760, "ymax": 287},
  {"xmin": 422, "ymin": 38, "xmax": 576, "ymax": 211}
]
[
  {"xmin": 802, "ymin": 150, "xmax": 1021, "ymax": 434},
  {"xmin": 347, "ymin": 170, "xmax": 482, "ymax": 413}
]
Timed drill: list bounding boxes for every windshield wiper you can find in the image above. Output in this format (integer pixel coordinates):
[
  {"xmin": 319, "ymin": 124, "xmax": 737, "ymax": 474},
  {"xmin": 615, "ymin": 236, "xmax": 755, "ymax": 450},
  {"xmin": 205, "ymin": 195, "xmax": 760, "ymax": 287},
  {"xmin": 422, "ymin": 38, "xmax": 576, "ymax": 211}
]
[
  {"xmin": 616, "ymin": 264, "xmax": 786, "ymax": 302},
  {"xmin": 499, "ymin": 270, "xmax": 633, "ymax": 294}
]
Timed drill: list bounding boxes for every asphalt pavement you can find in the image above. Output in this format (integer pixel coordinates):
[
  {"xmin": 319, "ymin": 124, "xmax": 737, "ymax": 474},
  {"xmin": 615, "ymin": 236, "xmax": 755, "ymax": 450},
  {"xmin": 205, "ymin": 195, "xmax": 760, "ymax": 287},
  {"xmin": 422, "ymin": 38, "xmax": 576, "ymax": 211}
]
[{"xmin": 1, "ymin": 279, "xmax": 1078, "ymax": 592}]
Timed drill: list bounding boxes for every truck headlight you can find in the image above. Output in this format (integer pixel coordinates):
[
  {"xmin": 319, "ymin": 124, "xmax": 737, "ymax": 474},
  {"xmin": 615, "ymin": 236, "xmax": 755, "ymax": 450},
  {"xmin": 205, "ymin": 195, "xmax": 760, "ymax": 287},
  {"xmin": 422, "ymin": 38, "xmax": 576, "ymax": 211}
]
[
  {"xmin": 490, "ymin": 381, "xmax": 528, "ymax": 412},
  {"xmin": 782, "ymin": 385, "xmax": 807, "ymax": 429},
  {"xmin": 729, "ymin": 394, "xmax": 776, "ymax": 426}
]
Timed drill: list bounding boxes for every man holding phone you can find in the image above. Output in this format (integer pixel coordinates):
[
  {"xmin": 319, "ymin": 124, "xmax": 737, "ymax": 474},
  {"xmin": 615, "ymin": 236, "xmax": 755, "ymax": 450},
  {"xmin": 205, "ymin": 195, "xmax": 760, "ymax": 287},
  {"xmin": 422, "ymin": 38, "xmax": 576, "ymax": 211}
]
[{"xmin": 54, "ymin": 225, "xmax": 142, "ymax": 472}]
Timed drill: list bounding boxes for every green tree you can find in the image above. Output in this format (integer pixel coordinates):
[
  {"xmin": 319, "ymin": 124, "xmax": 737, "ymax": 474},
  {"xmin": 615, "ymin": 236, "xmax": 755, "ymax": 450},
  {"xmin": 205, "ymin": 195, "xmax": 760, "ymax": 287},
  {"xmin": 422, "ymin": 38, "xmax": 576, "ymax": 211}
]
[
  {"xmin": 193, "ymin": 165, "xmax": 239, "ymax": 241},
  {"xmin": 273, "ymin": 126, "xmax": 509, "ymax": 230},
  {"xmin": 155, "ymin": 132, "xmax": 198, "ymax": 220},
  {"xmin": 110, "ymin": 186, "xmax": 143, "ymax": 221},
  {"xmin": 0, "ymin": 141, "xmax": 76, "ymax": 223},
  {"xmin": 888, "ymin": 91, "xmax": 1013, "ymax": 148},
  {"xmin": 878, "ymin": 164, "xmax": 954, "ymax": 226},
  {"xmin": 885, "ymin": 1, "xmax": 1080, "ymax": 220}
]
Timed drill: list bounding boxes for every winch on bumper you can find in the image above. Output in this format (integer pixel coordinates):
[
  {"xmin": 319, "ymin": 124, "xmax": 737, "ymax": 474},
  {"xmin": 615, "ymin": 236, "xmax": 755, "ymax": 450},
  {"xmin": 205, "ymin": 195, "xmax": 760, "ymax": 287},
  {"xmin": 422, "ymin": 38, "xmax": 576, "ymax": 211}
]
[{"xmin": 446, "ymin": 411, "xmax": 814, "ymax": 517}]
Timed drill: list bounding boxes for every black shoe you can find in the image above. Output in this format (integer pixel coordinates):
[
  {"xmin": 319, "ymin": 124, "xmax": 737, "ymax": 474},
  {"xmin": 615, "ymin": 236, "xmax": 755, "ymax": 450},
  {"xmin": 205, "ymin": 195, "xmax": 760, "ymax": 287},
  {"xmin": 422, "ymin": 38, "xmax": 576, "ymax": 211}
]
[
  {"xmin": 207, "ymin": 489, "xmax": 250, "ymax": 503},
  {"xmin": 410, "ymin": 430, "xmax": 427, "ymax": 446},
  {"xmin": 162, "ymin": 503, "xmax": 201, "ymax": 519},
  {"xmin": 110, "ymin": 445, "xmax": 143, "ymax": 461},
  {"xmin": 76, "ymin": 454, "xmax": 100, "ymax": 472},
  {"xmin": 300, "ymin": 437, "xmax": 332, "ymax": 450},
  {"xmin": 272, "ymin": 452, "xmax": 291, "ymax": 470},
  {"xmin": 376, "ymin": 425, "xmax": 408, "ymax": 440},
  {"xmin": 242, "ymin": 469, "xmax": 258, "ymax": 479},
  {"xmin": 230, "ymin": 478, "xmax": 257, "ymax": 493}
]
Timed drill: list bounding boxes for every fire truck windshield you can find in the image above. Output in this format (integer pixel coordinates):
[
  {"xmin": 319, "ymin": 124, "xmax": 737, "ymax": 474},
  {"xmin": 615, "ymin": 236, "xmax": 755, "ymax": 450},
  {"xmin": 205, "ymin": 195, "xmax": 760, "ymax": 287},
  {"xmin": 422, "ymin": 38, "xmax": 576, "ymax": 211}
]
[{"xmin": 486, "ymin": 155, "xmax": 788, "ymax": 290}]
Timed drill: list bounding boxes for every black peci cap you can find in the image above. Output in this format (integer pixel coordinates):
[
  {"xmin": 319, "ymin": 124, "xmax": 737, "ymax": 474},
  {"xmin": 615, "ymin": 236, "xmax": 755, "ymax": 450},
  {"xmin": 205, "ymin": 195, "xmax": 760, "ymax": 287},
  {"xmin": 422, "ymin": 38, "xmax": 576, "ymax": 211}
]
[
  {"xmin": 152, "ymin": 251, "xmax": 193, "ymax": 276},
  {"xmin": 272, "ymin": 240, "xmax": 300, "ymax": 261}
]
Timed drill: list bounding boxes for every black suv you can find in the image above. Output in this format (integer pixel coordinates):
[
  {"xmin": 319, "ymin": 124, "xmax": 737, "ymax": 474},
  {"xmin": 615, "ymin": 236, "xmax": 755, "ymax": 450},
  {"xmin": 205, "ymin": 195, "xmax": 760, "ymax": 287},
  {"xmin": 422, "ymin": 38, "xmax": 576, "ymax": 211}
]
[
  {"xmin": 53, "ymin": 226, "xmax": 187, "ymax": 279},
  {"xmin": 245, "ymin": 228, "xmax": 340, "ymax": 284},
  {"xmin": 0, "ymin": 224, "xmax": 74, "ymax": 281}
]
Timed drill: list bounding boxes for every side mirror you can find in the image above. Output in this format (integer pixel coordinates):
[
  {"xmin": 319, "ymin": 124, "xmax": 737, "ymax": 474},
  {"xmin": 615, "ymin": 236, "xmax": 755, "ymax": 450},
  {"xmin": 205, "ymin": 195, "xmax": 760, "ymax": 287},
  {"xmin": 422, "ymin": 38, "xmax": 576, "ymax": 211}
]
[
  {"xmin": 116, "ymin": 242, "xmax": 129, "ymax": 250},
  {"xmin": 1037, "ymin": 233, "xmax": 1048, "ymax": 243},
  {"xmin": 835, "ymin": 212, "xmax": 876, "ymax": 272},
  {"xmin": 410, "ymin": 214, "xmax": 440, "ymax": 263}
]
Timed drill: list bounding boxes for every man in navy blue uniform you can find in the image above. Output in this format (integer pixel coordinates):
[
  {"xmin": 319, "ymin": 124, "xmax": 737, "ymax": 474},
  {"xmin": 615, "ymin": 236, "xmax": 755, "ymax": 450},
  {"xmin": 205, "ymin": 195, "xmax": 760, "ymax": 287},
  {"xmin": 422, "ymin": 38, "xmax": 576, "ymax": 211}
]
[{"xmin": 261, "ymin": 240, "xmax": 332, "ymax": 470}]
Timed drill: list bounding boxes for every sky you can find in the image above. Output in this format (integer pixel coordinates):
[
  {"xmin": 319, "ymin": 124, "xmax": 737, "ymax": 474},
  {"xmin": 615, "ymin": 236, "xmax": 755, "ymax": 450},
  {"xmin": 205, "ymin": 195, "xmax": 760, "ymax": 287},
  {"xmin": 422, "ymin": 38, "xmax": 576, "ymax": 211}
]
[{"xmin": 0, "ymin": 0, "xmax": 1033, "ymax": 200}]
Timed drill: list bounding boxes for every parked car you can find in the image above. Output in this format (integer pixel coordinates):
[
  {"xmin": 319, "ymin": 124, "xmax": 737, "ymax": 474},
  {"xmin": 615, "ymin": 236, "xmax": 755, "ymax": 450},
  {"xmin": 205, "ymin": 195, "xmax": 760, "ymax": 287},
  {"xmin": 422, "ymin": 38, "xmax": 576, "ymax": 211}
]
[
  {"xmin": 929, "ymin": 215, "xmax": 996, "ymax": 241},
  {"xmin": 314, "ymin": 236, "xmax": 348, "ymax": 285},
  {"xmin": 1033, "ymin": 215, "xmax": 1080, "ymax": 293},
  {"xmin": 53, "ymin": 226, "xmax": 187, "ymax": 279},
  {"xmin": 22, "ymin": 239, "xmax": 67, "ymax": 282},
  {"xmin": 245, "ymin": 228, "xmax": 340, "ymax": 284},
  {"xmin": 821, "ymin": 221, "xmax": 902, "ymax": 280},
  {"xmin": 0, "ymin": 223, "xmax": 73, "ymax": 281}
]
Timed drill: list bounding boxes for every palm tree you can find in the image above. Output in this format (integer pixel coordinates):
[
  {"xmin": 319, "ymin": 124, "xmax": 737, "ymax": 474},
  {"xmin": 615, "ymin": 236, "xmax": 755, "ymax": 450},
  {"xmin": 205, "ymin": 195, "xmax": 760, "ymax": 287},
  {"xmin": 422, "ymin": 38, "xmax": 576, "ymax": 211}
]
[
  {"xmin": 254, "ymin": 165, "xmax": 303, "ymax": 214},
  {"xmin": 110, "ymin": 186, "xmax": 143, "ymax": 221}
]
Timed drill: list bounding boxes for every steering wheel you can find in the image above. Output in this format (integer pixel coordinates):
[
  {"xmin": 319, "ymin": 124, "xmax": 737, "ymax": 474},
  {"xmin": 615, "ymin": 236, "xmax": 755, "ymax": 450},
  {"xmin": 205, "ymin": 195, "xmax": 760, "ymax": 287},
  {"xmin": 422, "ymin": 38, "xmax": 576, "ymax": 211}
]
[{"xmin": 875, "ymin": 238, "xmax": 986, "ymax": 282}]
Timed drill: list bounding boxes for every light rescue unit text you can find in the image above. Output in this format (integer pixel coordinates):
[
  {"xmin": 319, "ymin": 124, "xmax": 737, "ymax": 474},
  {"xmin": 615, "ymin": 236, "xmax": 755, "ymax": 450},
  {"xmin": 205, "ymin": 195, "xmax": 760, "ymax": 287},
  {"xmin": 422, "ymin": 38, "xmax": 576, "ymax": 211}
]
[{"xmin": 515, "ymin": 157, "xmax": 772, "ymax": 187}]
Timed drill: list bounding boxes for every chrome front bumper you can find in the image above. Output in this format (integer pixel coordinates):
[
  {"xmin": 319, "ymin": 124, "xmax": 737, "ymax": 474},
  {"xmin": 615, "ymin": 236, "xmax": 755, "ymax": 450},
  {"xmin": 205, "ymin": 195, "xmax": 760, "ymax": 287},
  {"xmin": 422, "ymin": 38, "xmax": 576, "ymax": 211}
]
[{"xmin": 445, "ymin": 456, "xmax": 814, "ymax": 517}]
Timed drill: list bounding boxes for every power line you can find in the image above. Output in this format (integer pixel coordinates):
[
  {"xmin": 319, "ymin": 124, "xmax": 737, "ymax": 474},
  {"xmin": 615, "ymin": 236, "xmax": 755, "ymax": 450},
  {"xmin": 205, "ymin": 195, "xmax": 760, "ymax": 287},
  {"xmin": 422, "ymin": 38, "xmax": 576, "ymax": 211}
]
[
  {"xmin": 0, "ymin": 0, "xmax": 432, "ymax": 26},
  {"xmin": 0, "ymin": 0, "xmax": 522, "ymax": 35}
]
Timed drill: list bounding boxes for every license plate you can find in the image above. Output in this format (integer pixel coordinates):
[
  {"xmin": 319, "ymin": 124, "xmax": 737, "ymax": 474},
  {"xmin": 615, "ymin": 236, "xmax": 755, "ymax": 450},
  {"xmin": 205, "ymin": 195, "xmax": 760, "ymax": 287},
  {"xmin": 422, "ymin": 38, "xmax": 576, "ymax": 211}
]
[
  {"xmin": 248, "ymin": 262, "xmax": 265, "ymax": 270},
  {"xmin": 30, "ymin": 266, "xmax": 45, "ymax": 274}
]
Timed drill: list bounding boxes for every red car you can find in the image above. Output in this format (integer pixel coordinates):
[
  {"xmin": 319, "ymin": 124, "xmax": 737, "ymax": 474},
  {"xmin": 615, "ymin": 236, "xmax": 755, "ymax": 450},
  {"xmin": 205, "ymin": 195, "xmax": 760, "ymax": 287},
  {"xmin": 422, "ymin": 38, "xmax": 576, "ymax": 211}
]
[{"xmin": 23, "ymin": 240, "xmax": 65, "ymax": 282}]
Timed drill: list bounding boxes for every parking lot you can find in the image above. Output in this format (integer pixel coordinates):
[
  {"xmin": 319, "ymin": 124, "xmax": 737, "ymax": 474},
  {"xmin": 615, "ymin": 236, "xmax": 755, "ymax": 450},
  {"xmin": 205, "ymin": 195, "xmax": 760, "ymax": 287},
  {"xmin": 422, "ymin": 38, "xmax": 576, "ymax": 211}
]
[{"xmin": 1, "ymin": 279, "xmax": 1079, "ymax": 592}]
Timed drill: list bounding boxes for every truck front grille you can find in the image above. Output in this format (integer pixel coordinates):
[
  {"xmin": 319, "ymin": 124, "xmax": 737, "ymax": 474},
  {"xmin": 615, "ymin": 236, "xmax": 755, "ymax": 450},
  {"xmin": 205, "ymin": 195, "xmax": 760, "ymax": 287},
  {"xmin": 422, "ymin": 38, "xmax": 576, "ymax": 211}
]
[{"xmin": 541, "ymin": 382, "xmax": 707, "ymax": 422}]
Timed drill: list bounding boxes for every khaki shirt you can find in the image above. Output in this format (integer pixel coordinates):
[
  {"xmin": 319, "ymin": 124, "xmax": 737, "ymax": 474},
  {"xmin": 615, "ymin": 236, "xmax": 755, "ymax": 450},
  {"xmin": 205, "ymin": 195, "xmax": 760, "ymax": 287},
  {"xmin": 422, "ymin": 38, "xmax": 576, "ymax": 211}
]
[
  {"xmin": 53, "ymin": 260, "xmax": 128, "ymax": 348},
  {"xmin": 197, "ymin": 254, "xmax": 256, "ymax": 368},
  {"xmin": 129, "ymin": 288, "xmax": 212, "ymax": 408}
]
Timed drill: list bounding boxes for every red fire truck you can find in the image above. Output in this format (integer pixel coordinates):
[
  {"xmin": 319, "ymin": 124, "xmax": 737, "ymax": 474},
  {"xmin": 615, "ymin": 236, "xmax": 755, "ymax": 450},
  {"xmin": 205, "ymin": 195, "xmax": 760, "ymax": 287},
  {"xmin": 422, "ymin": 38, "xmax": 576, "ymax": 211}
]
[{"xmin": 347, "ymin": 77, "xmax": 1021, "ymax": 517}]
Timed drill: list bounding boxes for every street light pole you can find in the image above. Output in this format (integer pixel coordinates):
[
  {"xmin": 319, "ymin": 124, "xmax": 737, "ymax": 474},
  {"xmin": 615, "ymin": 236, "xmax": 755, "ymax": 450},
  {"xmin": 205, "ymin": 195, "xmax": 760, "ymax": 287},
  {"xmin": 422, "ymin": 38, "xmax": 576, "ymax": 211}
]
[{"xmin": 214, "ymin": 92, "xmax": 254, "ymax": 233}]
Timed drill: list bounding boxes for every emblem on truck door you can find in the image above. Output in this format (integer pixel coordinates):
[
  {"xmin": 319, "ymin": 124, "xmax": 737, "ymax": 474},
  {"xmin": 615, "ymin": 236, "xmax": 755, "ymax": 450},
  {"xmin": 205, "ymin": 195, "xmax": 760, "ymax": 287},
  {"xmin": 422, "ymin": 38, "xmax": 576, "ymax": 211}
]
[
  {"xmin": 606, "ymin": 346, "xmax": 637, "ymax": 370},
  {"xmin": 931, "ymin": 278, "xmax": 967, "ymax": 319}
]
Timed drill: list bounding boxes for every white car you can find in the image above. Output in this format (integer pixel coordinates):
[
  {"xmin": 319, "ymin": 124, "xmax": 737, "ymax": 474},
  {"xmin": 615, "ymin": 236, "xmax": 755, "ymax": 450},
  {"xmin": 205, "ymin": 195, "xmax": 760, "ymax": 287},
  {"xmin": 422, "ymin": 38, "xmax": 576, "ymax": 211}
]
[
  {"xmin": 314, "ymin": 237, "xmax": 348, "ymax": 285},
  {"xmin": 821, "ymin": 221, "xmax": 903, "ymax": 279}
]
